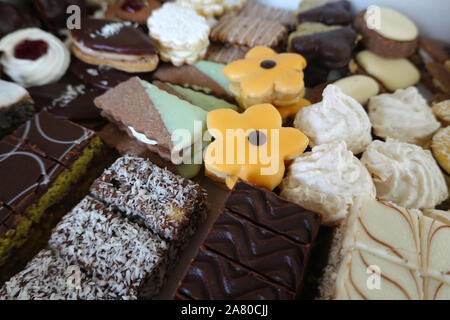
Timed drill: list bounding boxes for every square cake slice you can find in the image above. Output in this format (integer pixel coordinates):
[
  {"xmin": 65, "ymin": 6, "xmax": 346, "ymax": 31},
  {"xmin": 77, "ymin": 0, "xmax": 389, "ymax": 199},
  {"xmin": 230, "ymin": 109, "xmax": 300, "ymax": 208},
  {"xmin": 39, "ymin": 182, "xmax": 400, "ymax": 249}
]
[
  {"xmin": 90, "ymin": 155, "xmax": 207, "ymax": 243},
  {"xmin": 176, "ymin": 180, "xmax": 320, "ymax": 300},
  {"xmin": 0, "ymin": 250, "xmax": 122, "ymax": 300},
  {"xmin": 0, "ymin": 80, "xmax": 35, "ymax": 139},
  {"xmin": 177, "ymin": 247, "xmax": 295, "ymax": 300},
  {"xmin": 48, "ymin": 196, "xmax": 173, "ymax": 298}
]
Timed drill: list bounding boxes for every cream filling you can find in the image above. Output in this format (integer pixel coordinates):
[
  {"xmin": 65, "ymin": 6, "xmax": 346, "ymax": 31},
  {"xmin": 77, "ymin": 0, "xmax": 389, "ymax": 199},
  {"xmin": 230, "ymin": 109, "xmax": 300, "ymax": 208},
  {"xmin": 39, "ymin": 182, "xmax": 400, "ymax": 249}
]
[{"xmin": 128, "ymin": 126, "xmax": 158, "ymax": 145}]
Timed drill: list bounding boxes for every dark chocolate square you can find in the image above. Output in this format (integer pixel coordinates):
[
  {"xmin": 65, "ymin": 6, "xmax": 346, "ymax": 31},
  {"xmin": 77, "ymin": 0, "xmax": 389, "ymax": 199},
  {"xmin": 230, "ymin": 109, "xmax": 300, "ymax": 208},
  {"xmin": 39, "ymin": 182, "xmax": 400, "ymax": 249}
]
[
  {"xmin": 204, "ymin": 210, "xmax": 310, "ymax": 292},
  {"xmin": 0, "ymin": 136, "xmax": 61, "ymax": 213},
  {"xmin": 178, "ymin": 247, "xmax": 295, "ymax": 300},
  {"xmin": 225, "ymin": 180, "xmax": 321, "ymax": 245},
  {"xmin": 10, "ymin": 110, "xmax": 95, "ymax": 166}
]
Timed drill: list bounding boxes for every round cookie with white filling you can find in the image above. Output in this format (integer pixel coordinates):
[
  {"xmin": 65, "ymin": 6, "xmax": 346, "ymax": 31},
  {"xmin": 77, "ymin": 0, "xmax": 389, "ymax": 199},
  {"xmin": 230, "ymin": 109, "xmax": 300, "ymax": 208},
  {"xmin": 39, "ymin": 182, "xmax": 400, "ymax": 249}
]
[{"xmin": 353, "ymin": 7, "xmax": 418, "ymax": 59}]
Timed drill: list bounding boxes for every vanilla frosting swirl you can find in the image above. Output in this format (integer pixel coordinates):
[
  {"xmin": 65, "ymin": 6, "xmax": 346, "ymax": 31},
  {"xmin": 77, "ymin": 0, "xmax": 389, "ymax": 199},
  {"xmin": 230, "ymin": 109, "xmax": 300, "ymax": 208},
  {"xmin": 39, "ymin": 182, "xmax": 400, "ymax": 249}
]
[
  {"xmin": 368, "ymin": 87, "xmax": 441, "ymax": 146},
  {"xmin": 361, "ymin": 139, "xmax": 448, "ymax": 209},
  {"xmin": 294, "ymin": 84, "xmax": 372, "ymax": 154},
  {"xmin": 0, "ymin": 28, "xmax": 70, "ymax": 87},
  {"xmin": 0, "ymin": 80, "xmax": 29, "ymax": 107},
  {"xmin": 281, "ymin": 142, "xmax": 376, "ymax": 226}
]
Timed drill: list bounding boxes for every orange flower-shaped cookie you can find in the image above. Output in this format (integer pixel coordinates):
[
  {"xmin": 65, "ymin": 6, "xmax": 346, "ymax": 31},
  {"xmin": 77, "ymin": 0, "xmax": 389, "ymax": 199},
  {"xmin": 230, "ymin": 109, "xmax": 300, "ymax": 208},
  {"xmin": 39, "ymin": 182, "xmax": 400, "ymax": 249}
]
[
  {"xmin": 222, "ymin": 46, "xmax": 307, "ymax": 109},
  {"xmin": 204, "ymin": 104, "xmax": 309, "ymax": 190}
]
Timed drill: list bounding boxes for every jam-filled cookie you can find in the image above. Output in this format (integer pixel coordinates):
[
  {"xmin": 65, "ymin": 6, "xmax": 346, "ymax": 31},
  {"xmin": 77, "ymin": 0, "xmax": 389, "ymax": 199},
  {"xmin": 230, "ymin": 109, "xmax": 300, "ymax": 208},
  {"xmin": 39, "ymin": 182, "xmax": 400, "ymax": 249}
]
[
  {"xmin": 0, "ymin": 28, "xmax": 70, "ymax": 87},
  {"xmin": 204, "ymin": 103, "xmax": 309, "ymax": 190},
  {"xmin": 222, "ymin": 46, "xmax": 307, "ymax": 112},
  {"xmin": 105, "ymin": 0, "xmax": 162, "ymax": 25}
]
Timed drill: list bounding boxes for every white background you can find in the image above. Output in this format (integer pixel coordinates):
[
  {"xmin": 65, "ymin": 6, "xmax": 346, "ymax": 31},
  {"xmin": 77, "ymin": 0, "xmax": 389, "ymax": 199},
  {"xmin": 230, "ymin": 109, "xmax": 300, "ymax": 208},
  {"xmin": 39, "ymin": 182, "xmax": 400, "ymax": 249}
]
[{"xmin": 256, "ymin": 0, "xmax": 450, "ymax": 42}]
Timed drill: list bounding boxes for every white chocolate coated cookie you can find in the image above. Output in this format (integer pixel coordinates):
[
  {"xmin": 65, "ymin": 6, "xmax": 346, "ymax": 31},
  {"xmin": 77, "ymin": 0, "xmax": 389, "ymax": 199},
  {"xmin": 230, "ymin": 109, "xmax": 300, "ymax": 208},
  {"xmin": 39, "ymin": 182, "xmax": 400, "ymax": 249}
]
[
  {"xmin": 361, "ymin": 139, "xmax": 448, "ymax": 209},
  {"xmin": 0, "ymin": 28, "xmax": 70, "ymax": 87},
  {"xmin": 295, "ymin": 85, "xmax": 372, "ymax": 155},
  {"xmin": 356, "ymin": 50, "xmax": 420, "ymax": 91},
  {"xmin": 281, "ymin": 142, "xmax": 376, "ymax": 226},
  {"xmin": 364, "ymin": 7, "xmax": 418, "ymax": 41},
  {"xmin": 369, "ymin": 87, "xmax": 441, "ymax": 147}
]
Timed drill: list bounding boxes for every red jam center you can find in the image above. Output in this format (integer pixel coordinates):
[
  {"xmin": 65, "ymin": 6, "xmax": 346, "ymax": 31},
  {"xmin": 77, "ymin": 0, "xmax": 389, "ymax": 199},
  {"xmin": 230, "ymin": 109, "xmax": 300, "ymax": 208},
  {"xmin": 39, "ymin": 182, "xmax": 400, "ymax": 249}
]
[
  {"xmin": 14, "ymin": 39, "xmax": 48, "ymax": 60},
  {"xmin": 121, "ymin": 0, "xmax": 145, "ymax": 13}
]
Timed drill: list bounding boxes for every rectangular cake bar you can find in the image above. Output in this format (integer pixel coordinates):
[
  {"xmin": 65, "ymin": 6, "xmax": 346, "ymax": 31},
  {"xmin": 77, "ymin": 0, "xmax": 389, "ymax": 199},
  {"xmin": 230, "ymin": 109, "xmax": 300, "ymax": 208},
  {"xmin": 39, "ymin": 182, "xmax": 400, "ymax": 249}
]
[
  {"xmin": 0, "ymin": 249, "xmax": 121, "ymax": 300},
  {"xmin": 90, "ymin": 155, "xmax": 207, "ymax": 243},
  {"xmin": 48, "ymin": 196, "xmax": 173, "ymax": 299},
  {"xmin": 0, "ymin": 110, "xmax": 108, "ymax": 283},
  {"xmin": 176, "ymin": 180, "xmax": 321, "ymax": 299},
  {"xmin": 177, "ymin": 247, "xmax": 295, "ymax": 300},
  {"xmin": 320, "ymin": 196, "xmax": 450, "ymax": 300}
]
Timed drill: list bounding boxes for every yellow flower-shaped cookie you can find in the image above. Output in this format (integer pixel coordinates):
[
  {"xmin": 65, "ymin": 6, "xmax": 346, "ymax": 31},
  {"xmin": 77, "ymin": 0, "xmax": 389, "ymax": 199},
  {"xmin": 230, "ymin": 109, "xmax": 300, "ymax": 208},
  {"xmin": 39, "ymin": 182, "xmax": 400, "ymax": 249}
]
[
  {"xmin": 222, "ymin": 46, "xmax": 307, "ymax": 109},
  {"xmin": 204, "ymin": 104, "xmax": 309, "ymax": 190}
]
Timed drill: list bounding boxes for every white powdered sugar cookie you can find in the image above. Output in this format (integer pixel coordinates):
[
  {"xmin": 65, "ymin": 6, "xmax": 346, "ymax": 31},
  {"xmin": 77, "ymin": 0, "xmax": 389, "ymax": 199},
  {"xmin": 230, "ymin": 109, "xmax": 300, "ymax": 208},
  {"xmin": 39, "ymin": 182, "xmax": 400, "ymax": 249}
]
[{"xmin": 147, "ymin": 3, "xmax": 210, "ymax": 66}]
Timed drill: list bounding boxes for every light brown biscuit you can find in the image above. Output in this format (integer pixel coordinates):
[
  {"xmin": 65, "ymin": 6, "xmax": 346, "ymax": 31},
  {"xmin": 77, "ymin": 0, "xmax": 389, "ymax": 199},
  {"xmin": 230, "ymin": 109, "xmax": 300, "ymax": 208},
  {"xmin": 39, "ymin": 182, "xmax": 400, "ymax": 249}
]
[
  {"xmin": 71, "ymin": 43, "xmax": 159, "ymax": 73},
  {"xmin": 353, "ymin": 10, "xmax": 417, "ymax": 59},
  {"xmin": 210, "ymin": 13, "xmax": 287, "ymax": 49},
  {"xmin": 238, "ymin": 1, "xmax": 296, "ymax": 30},
  {"xmin": 205, "ymin": 43, "xmax": 247, "ymax": 64},
  {"xmin": 418, "ymin": 37, "xmax": 450, "ymax": 64},
  {"xmin": 427, "ymin": 62, "xmax": 450, "ymax": 94}
]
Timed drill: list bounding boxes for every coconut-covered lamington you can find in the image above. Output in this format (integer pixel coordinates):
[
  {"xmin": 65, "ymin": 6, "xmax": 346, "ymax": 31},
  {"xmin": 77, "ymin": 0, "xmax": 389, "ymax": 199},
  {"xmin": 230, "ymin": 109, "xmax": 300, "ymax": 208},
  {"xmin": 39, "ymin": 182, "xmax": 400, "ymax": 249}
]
[
  {"xmin": 90, "ymin": 155, "xmax": 208, "ymax": 243},
  {"xmin": 0, "ymin": 80, "xmax": 35, "ymax": 138},
  {"xmin": 0, "ymin": 250, "xmax": 120, "ymax": 300},
  {"xmin": 48, "ymin": 196, "xmax": 173, "ymax": 299}
]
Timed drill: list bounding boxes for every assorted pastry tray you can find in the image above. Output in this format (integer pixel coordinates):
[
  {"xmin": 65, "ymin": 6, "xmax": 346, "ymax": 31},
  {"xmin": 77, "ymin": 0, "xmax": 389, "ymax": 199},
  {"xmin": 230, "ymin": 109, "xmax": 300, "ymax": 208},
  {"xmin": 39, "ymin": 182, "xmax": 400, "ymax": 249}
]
[{"xmin": 0, "ymin": 0, "xmax": 449, "ymax": 300}]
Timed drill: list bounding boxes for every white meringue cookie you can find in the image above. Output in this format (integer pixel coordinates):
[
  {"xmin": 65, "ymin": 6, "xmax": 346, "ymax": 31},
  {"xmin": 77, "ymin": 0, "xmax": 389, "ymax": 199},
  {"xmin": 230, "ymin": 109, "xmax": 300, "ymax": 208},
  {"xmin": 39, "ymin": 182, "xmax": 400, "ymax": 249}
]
[
  {"xmin": 0, "ymin": 80, "xmax": 29, "ymax": 107},
  {"xmin": 361, "ymin": 139, "xmax": 448, "ymax": 209},
  {"xmin": 368, "ymin": 87, "xmax": 441, "ymax": 146},
  {"xmin": 0, "ymin": 28, "xmax": 70, "ymax": 87},
  {"xmin": 294, "ymin": 84, "xmax": 372, "ymax": 155},
  {"xmin": 280, "ymin": 142, "xmax": 376, "ymax": 226}
]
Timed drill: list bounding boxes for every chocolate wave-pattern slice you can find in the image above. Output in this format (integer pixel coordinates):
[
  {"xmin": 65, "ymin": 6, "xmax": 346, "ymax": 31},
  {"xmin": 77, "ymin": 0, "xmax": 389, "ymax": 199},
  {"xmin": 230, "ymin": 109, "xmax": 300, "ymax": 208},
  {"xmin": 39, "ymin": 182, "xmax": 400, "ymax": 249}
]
[
  {"xmin": 225, "ymin": 180, "xmax": 321, "ymax": 244},
  {"xmin": 177, "ymin": 247, "xmax": 295, "ymax": 300},
  {"xmin": 204, "ymin": 210, "xmax": 310, "ymax": 292}
]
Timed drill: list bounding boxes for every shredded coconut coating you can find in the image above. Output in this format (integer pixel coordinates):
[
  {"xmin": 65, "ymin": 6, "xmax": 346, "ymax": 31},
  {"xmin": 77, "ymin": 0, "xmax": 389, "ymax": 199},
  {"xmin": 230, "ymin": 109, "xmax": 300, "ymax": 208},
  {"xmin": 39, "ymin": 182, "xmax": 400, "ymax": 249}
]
[
  {"xmin": 48, "ymin": 196, "xmax": 172, "ymax": 298},
  {"xmin": 0, "ymin": 250, "xmax": 122, "ymax": 300},
  {"xmin": 90, "ymin": 155, "xmax": 208, "ymax": 242}
]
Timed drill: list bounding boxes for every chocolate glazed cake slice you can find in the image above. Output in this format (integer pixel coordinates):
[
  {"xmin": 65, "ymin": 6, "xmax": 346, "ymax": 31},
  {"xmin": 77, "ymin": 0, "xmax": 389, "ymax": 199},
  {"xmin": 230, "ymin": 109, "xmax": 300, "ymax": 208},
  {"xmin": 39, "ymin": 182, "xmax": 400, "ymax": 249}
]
[
  {"xmin": 0, "ymin": 111, "xmax": 111, "ymax": 284},
  {"xmin": 176, "ymin": 180, "xmax": 321, "ymax": 300}
]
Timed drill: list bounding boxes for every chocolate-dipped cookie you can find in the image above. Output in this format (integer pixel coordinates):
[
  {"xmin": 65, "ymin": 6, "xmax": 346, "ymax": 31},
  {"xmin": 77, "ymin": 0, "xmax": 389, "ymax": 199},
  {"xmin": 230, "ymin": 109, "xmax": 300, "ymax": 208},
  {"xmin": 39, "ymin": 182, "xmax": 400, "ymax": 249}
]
[
  {"xmin": 289, "ymin": 23, "xmax": 358, "ymax": 69},
  {"xmin": 70, "ymin": 18, "xmax": 159, "ymax": 73},
  {"xmin": 353, "ymin": 7, "xmax": 418, "ymax": 59},
  {"xmin": 296, "ymin": 0, "xmax": 352, "ymax": 26}
]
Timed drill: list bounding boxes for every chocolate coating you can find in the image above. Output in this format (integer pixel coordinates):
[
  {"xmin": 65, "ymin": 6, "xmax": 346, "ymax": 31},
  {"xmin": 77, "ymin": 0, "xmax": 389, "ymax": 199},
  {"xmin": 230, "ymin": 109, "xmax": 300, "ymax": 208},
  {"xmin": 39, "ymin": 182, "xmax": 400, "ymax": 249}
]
[
  {"xmin": 71, "ymin": 18, "xmax": 158, "ymax": 55},
  {"xmin": 297, "ymin": 0, "xmax": 352, "ymax": 26},
  {"xmin": 225, "ymin": 180, "xmax": 321, "ymax": 244},
  {"xmin": 27, "ymin": 73, "xmax": 103, "ymax": 123},
  {"xmin": 177, "ymin": 247, "xmax": 295, "ymax": 300},
  {"xmin": 176, "ymin": 180, "xmax": 321, "ymax": 300},
  {"xmin": 70, "ymin": 58, "xmax": 153, "ymax": 91},
  {"xmin": 290, "ymin": 27, "xmax": 358, "ymax": 69},
  {"xmin": 204, "ymin": 210, "xmax": 310, "ymax": 292},
  {"xmin": 0, "ymin": 2, "xmax": 41, "ymax": 38}
]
